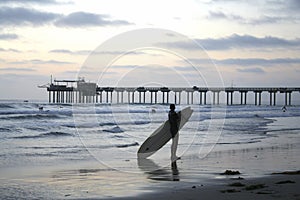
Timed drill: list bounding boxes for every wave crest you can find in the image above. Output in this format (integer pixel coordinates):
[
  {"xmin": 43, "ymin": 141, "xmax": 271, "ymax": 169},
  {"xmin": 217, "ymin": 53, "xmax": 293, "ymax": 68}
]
[{"xmin": 13, "ymin": 131, "xmax": 73, "ymax": 139}]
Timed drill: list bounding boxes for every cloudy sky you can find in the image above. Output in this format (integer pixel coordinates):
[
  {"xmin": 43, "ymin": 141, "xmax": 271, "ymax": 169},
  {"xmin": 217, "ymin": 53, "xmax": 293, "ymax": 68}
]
[{"xmin": 0, "ymin": 0, "xmax": 300, "ymax": 100}]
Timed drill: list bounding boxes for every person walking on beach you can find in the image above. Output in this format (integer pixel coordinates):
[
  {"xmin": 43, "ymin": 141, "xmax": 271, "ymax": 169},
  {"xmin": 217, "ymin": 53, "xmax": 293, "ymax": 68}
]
[{"xmin": 169, "ymin": 104, "xmax": 180, "ymax": 161}]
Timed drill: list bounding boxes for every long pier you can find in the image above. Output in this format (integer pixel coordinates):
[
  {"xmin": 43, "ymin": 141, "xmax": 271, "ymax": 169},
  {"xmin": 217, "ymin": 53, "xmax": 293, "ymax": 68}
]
[{"xmin": 39, "ymin": 79, "xmax": 300, "ymax": 106}]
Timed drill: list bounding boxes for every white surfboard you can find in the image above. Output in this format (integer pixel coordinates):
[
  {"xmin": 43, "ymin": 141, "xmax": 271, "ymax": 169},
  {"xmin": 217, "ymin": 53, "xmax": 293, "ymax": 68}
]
[{"xmin": 137, "ymin": 107, "xmax": 193, "ymax": 158}]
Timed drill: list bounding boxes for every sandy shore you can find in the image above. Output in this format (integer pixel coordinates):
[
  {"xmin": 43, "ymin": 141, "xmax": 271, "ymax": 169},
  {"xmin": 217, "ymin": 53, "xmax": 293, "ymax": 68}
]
[
  {"xmin": 1, "ymin": 142, "xmax": 299, "ymax": 199},
  {"xmin": 97, "ymin": 171, "xmax": 299, "ymax": 200},
  {"xmin": 81, "ymin": 139, "xmax": 300, "ymax": 200},
  {"xmin": 1, "ymin": 127, "xmax": 299, "ymax": 199}
]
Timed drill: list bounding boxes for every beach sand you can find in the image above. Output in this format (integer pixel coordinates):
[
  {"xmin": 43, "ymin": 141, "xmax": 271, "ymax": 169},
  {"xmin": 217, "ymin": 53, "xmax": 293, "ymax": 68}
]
[
  {"xmin": 1, "ymin": 140, "xmax": 299, "ymax": 199},
  {"xmin": 107, "ymin": 173, "xmax": 300, "ymax": 200},
  {"xmin": 108, "ymin": 140, "xmax": 300, "ymax": 200}
]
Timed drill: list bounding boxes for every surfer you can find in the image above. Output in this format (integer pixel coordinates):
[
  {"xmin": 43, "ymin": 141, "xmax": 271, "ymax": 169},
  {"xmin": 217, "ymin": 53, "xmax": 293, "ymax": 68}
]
[
  {"xmin": 169, "ymin": 104, "xmax": 180, "ymax": 161},
  {"xmin": 282, "ymin": 106, "xmax": 287, "ymax": 112}
]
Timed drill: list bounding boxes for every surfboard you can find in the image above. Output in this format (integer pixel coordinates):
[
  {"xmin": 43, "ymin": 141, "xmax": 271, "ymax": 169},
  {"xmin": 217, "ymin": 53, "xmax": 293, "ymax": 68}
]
[{"xmin": 137, "ymin": 107, "xmax": 193, "ymax": 158}]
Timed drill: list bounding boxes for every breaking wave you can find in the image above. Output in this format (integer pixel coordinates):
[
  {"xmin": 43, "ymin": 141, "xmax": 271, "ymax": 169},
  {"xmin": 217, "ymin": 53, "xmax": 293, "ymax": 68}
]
[{"xmin": 13, "ymin": 131, "xmax": 73, "ymax": 139}]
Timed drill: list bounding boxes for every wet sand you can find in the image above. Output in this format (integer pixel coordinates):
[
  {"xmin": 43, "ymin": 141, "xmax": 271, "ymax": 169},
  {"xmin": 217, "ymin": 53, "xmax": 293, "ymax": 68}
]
[
  {"xmin": 1, "ymin": 140, "xmax": 299, "ymax": 199},
  {"xmin": 104, "ymin": 172, "xmax": 300, "ymax": 200}
]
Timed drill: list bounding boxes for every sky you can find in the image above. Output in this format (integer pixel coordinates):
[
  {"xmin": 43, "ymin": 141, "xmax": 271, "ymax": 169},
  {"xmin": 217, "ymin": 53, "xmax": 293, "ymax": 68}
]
[{"xmin": 0, "ymin": 0, "xmax": 300, "ymax": 100}]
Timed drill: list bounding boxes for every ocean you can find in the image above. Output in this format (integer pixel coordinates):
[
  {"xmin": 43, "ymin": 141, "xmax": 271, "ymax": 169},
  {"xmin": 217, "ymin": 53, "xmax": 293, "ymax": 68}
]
[{"xmin": 0, "ymin": 100, "xmax": 299, "ymax": 199}]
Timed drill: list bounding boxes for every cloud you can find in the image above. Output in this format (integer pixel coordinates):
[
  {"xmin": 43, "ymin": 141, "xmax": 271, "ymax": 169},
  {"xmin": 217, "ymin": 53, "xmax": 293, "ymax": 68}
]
[
  {"xmin": 0, "ymin": 6, "xmax": 60, "ymax": 26},
  {"xmin": 0, "ymin": 7, "xmax": 131, "ymax": 28},
  {"xmin": 0, "ymin": 33, "xmax": 18, "ymax": 40},
  {"xmin": 173, "ymin": 66, "xmax": 199, "ymax": 72},
  {"xmin": 30, "ymin": 59, "xmax": 73, "ymax": 65},
  {"xmin": 49, "ymin": 49, "xmax": 148, "ymax": 56},
  {"xmin": 189, "ymin": 57, "xmax": 300, "ymax": 67},
  {"xmin": 0, "ymin": 67, "xmax": 36, "ymax": 72},
  {"xmin": 207, "ymin": 11, "xmax": 283, "ymax": 25},
  {"xmin": 237, "ymin": 67, "xmax": 265, "ymax": 74},
  {"xmin": 94, "ymin": 51, "xmax": 145, "ymax": 55},
  {"xmin": 247, "ymin": 16, "xmax": 283, "ymax": 25},
  {"xmin": 49, "ymin": 49, "xmax": 73, "ymax": 54},
  {"xmin": 107, "ymin": 65, "xmax": 206, "ymax": 76},
  {"xmin": 107, "ymin": 65, "xmax": 139, "ymax": 70},
  {"xmin": 206, "ymin": 0, "xmax": 243, "ymax": 2},
  {"xmin": 215, "ymin": 58, "xmax": 300, "ymax": 66},
  {"xmin": 0, "ymin": 48, "xmax": 21, "ymax": 53},
  {"xmin": 49, "ymin": 49, "xmax": 91, "ymax": 55},
  {"xmin": 54, "ymin": 12, "xmax": 133, "ymax": 28},
  {"xmin": 206, "ymin": 0, "xmax": 300, "ymax": 11},
  {"xmin": 7, "ymin": 59, "xmax": 73, "ymax": 65},
  {"xmin": 197, "ymin": 34, "xmax": 300, "ymax": 50},
  {"xmin": 0, "ymin": 0, "xmax": 69, "ymax": 5},
  {"xmin": 208, "ymin": 11, "xmax": 243, "ymax": 21},
  {"xmin": 162, "ymin": 34, "xmax": 300, "ymax": 51},
  {"xmin": 288, "ymin": 0, "xmax": 300, "ymax": 10},
  {"xmin": 266, "ymin": 0, "xmax": 300, "ymax": 14},
  {"xmin": 202, "ymin": 0, "xmax": 300, "ymax": 26}
]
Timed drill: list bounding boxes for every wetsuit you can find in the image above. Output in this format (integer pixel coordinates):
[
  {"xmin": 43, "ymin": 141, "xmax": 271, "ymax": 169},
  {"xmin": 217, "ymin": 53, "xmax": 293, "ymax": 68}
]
[{"xmin": 168, "ymin": 110, "xmax": 179, "ymax": 138}]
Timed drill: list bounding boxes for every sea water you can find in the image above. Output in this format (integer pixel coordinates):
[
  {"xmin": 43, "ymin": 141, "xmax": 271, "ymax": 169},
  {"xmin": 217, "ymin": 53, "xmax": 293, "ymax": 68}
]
[
  {"xmin": 0, "ymin": 100, "xmax": 299, "ymax": 169},
  {"xmin": 0, "ymin": 100, "xmax": 300, "ymax": 198}
]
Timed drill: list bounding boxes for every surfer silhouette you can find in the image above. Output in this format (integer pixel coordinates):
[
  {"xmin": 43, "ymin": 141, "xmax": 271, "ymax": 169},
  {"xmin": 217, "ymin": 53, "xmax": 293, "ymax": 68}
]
[
  {"xmin": 282, "ymin": 106, "xmax": 287, "ymax": 112},
  {"xmin": 169, "ymin": 104, "xmax": 180, "ymax": 161}
]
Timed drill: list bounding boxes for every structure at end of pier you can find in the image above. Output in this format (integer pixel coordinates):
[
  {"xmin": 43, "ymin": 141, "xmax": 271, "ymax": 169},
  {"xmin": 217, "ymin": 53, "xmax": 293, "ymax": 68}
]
[{"xmin": 39, "ymin": 77, "xmax": 300, "ymax": 106}]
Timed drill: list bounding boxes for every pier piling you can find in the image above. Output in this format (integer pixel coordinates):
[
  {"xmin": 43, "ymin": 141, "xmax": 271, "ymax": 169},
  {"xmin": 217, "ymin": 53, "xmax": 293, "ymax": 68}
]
[{"xmin": 41, "ymin": 79, "xmax": 300, "ymax": 106}]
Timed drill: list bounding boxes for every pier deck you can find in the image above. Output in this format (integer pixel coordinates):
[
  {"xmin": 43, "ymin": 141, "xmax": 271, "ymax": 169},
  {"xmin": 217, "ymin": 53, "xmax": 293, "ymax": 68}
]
[{"xmin": 40, "ymin": 79, "xmax": 300, "ymax": 105}]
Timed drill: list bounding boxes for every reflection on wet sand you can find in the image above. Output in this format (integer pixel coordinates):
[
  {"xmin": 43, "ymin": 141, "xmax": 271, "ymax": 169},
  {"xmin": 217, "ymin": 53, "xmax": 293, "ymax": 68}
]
[{"xmin": 137, "ymin": 158, "xmax": 180, "ymax": 181}]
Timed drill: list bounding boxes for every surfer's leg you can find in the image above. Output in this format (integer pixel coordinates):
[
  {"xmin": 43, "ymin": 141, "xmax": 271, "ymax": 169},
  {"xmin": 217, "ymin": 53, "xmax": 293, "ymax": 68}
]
[{"xmin": 171, "ymin": 133, "xmax": 179, "ymax": 161}]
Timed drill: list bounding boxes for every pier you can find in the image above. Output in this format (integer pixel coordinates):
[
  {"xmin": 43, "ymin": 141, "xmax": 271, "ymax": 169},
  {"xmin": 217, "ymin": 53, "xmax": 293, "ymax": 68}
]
[{"xmin": 39, "ymin": 79, "xmax": 300, "ymax": 106}]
